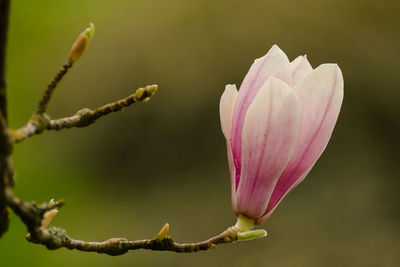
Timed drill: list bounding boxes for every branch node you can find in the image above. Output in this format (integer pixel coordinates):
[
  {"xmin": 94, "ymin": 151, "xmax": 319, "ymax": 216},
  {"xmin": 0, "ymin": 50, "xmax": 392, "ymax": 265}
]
[{"xmin": 75, "ymin": 108, "xmax": 95, "ymax": 127}]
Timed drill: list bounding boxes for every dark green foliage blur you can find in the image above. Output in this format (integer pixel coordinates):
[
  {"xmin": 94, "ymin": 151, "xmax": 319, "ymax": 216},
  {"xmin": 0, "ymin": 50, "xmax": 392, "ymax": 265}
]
[{"xmin": 0, "ymin": 0, "xmax": 399, "ymax": 266}]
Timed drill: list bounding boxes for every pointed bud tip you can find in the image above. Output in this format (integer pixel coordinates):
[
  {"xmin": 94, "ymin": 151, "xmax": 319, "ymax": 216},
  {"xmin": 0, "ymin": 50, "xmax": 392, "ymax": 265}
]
[
  {"xmin": 68, "ymin": 23, "xmax": 95, "ymax": 63},
  {"xmin": 157, "ymin": 223, "xmax": 170, "ymax": 240},
  {"xmin": 85, "ymin": 23, "xmax": 95, "ymax": 40},
  {"xmin": 145, "ymin": 84, "xmax": 158, "ymax": 96}
]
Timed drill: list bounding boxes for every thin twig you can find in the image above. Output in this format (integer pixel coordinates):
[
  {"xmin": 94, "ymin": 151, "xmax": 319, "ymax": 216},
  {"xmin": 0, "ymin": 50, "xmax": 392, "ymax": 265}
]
[
  {"xmin": 36, "ymin": 23, "xmax": 94, "ymax": 114},
  {"xmin": 5, "ymin": 188, "xmax": 238, "ymax": 255},
  {"xmin": 36, "ymin": 61, "xmax": 73, "ymax": 114},
  {"xmin": 10, "ymin": 84, "xmax": 158, "ymax": 143},
  {"xmin": 29, "ymin": 226, "xmax": 237, "ymax": 255}
]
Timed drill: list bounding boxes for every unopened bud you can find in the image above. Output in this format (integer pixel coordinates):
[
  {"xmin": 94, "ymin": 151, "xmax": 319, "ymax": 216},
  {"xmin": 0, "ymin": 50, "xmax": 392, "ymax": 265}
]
[
  {"xmin": 48, "ymin": 198, "xmax": 56, "ymax": 206},
  {"xmin": 68, "ymin": 23, "xmax": 95, "ymax": 63},
  {"xmin": 41, "ymin": 209, "xmax": 58, "ymax": 228},
  {"xmin": 141, "ymin": 97, "xmax": 151, "ymax": 103},
  {"xmin": 145, "ymin": 85, "xmax": 158, "ymax": 96},
  {"xmin": 157, "ymin": 223, "xmax": 170, "ymax": 240},
  {"xmin": 134, "ymin": 88, "xmax": 145, "ymax": 100}
]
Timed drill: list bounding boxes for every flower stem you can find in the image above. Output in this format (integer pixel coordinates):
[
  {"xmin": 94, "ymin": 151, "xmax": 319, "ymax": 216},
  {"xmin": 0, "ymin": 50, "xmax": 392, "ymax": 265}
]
[{"xmin": 234, "ymin": 215, "xmax": 255, "ymax": 232}]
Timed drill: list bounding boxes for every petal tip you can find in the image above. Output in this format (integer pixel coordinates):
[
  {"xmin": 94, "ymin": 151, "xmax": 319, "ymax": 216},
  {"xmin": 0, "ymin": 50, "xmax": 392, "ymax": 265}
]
[
  {"xmin": 269, "ymin": 44, "xmax": 285, "ymax": 54},
  {"xmin": 225, "ymin": 84, "xmax": 238, "ymax": 91}
]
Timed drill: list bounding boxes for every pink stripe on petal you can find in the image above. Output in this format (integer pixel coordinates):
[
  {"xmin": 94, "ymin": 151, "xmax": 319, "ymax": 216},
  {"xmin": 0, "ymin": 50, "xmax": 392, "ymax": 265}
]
[
  {"xmin": 264, "ymin": 64, "xmax": 344, "ymax": 216},
  {"xmin": 230, "ymin": 45, "xmax": 291, "ymax": 190},
  {"xmin": 256, "ymin": 167, "xmax": 311, "ymax": 224},
  {"xmin": 226, "ymin": 142, "xmax": 238, "ymax": 215},
  {"xmin": 235, "ymin": 78, "xmax": 299, "ymax": 219}
]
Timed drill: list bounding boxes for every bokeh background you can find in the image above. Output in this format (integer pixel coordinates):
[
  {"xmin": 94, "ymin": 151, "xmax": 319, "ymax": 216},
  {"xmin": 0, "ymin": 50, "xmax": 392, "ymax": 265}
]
[{"xmin": 1, "ymin": 0, "xmax": 399, "ymax": 266}]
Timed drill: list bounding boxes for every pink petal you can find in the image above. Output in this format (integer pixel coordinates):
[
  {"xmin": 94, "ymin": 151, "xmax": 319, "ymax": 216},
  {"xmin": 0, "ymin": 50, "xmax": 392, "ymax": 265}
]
[
  {"xmin": 263, "ymin": 64, "xmax": 344, "ymax": 218},
  {"xmin": 290, "ymin": 55, "xmax": 313, "ymax": 86},
  {"xmin": 230, "ymin": 45, "xmax": 291, "ymax": 190},
  {"xmin": 227, "ymin": 142, "xmax": 239, "ymax": 215},
  {"xmin": 235, "ymin": 78, "xmax": 300, "ymax": 219},
  {"xmin": 256, "ymin": 167, "xmax": 311, "ymax": 224}
]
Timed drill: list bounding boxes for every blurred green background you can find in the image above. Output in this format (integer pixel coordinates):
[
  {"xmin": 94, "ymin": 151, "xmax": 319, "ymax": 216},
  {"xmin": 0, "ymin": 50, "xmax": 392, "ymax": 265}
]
[{"xmin": 1, "ymin": 0, "xmax": 399, "ymax": 266}]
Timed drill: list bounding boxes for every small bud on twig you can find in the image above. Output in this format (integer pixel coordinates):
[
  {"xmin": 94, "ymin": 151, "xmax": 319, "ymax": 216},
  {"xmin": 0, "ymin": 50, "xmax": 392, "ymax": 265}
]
[
  {"xmin": 145, "ymin": 85, "xmax": 158, "ymax": 96},
  {"xmin": 68, "ymin": 23, "xmax": 95, "ymax": 63},
  {"xmin": 134, "ymin": 88, "xmax": 145, "ymax": 100},
  {"xmin": 41, "ymin": 209, "xmax": 58, "ymax": 228},
  {"xmin": 48, "ymin": 198, "xmax": 55, "ymax": 206},
  {"xmin": 157, "ymin": 223, "xmax": 170, "ymax": 240},
  {"xmin": 40, "ymin": 198, "xmax": 59, "ymax": 228}
]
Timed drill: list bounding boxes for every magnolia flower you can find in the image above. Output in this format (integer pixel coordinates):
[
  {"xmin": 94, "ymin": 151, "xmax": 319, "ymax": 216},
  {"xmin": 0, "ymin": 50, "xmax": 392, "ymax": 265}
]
[{"xmin": 220, "ymin": 45, "xmax": 343, "ymax": 226}]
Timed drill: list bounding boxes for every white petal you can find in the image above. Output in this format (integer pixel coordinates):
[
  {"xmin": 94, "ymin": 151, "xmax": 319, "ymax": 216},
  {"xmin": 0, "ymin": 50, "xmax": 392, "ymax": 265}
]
[
  {"xmin": 289, "ymin": 55, "xmax": 303, "ymax": 71},
  {"xmin": 219, "ymin": 84, "xmax": 238, "ymax": 140},
  {"xmin": 290, "ymin": 55, "xmax": 313, "ymax": 86}
]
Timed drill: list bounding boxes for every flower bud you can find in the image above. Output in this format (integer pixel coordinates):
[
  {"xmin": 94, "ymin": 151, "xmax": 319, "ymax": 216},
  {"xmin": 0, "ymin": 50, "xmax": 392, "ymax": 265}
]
[
  {"xmin": 68, "ymin": 23, "xmax": 95, "ymax": 63},
  {"xmin": 134, "ymin": 88, "xmax": 145, "ymax": 100},
  {"xmin": 157, "ymin": 223, "xmax": 170, "ymax": 240},
  {"xmin": 145, "ymin": 85, "xmax": 158, "ymax": 96},
  {"xmin": 220, "ymin": 45, "xmax": 343, "ymax": 224},
  {"xmin": 41, "ymin": 209, "xmax": 58, "ymax": 228}
]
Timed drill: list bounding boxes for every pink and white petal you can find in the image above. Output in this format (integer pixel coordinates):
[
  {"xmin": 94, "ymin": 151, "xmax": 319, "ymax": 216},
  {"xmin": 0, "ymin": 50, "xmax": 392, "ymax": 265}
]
[
  {"xmin": 220, "ymin": 85, "xmax": 239, "ymax": 213},
  {"xmin": 235, "ymin": 78, "xmax": 300, "ymax": 219},
  {"xmin": 219, "ymin": 84, "xmax": 238, "ymax": 140},
  {"xmin": 264, "ymin": 63, "xmax": 344, "ymax": 216},
  {"xmin": 291, "ymin": 56, "xmax": 313, "ymax": 86},
  {"xmin": 257, "ymin": 166, "xmax": 312, "ymax": 224},
  {"xmin": 226, "ymin": 142, "xmax": 239, "ymax": 215},
  {"xmin": 289, "ymin": 55, "xmax": 303, "ymax": 71},
  {"xmin": 230, "ymin": 45, "xmax": 292, "ymax": 190}
]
